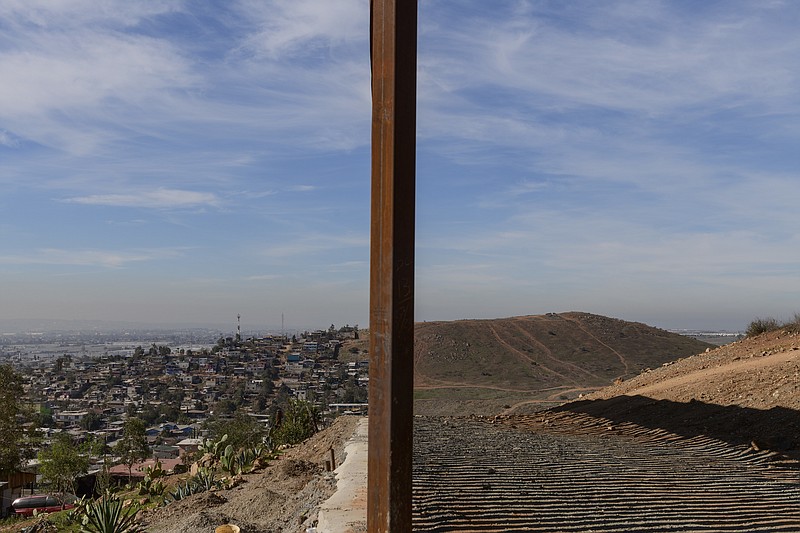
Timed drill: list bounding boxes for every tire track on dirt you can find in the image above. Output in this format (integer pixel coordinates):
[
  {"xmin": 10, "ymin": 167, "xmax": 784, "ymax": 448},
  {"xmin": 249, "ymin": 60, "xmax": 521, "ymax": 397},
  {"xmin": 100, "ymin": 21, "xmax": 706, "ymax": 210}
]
[
  {"xmin": 500, "ymin": 388, "xmax": 600, "ymax": 415},
  {"xmin": 562, "ymin": 315, "xmax": 631, "ymax": 377},
  {"xmin": 488, "ymin": 324, "xmax": 579, "ymax": 386},
  {"xmin": 509, "ymin": 319, "xmax": 605, "ymax": 382}
]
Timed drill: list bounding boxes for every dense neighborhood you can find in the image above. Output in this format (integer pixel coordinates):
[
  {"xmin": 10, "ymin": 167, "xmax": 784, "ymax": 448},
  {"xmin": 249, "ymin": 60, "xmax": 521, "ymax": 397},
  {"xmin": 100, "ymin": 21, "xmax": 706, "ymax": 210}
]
[{"xmin": 0, "ymin": 324, "xmax": 369, "ymax": 517}]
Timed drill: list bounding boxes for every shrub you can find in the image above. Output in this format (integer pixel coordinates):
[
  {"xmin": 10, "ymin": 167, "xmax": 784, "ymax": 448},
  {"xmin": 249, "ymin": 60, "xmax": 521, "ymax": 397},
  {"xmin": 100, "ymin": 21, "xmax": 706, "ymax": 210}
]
[
  {"xmin": 783, "ymin": 313, "xmax": 800, "ymax": 334},
  {"xmin": 205, "ymin": 412, "xmax": 265, "ymax": 451},
  {"xmin": 270, "ymin": 399, "xmax": 319, "ymax": 447},
  {"xmin": 746, "ymin": 317, "xmax": 780, "ymax": 337}
]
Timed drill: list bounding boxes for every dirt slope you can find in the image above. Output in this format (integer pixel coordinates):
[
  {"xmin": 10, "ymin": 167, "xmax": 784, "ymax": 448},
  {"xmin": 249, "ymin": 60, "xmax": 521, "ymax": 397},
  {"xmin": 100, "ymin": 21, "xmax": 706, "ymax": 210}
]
[
  {"xmin": 511, "ymin": 328, "xmax": 800, "ymax": 459},
  {"xmin": 138, "ymin": 416, "xmax": 360, "ymax": 533},
  {"xmin": 585, "ymin": 328, "xmax": 800, "ymax": 409},
  {"xmin": 414, "ymin": 312, "xmax": 712, "ymax": 415}
]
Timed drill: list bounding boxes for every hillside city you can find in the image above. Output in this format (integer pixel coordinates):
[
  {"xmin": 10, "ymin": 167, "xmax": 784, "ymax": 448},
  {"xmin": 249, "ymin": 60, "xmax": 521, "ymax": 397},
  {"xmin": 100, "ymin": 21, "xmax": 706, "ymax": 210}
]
[{"xmin": 0, "ymin": 323, "xmax": 369, "ymax": 517}]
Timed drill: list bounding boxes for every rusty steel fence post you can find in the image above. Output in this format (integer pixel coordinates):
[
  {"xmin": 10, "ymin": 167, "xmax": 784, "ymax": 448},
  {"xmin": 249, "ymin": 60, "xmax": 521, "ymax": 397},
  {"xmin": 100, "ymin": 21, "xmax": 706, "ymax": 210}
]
[{"xmin": 368, "ymin": 0, "xmax": 418, "ymax": 531}]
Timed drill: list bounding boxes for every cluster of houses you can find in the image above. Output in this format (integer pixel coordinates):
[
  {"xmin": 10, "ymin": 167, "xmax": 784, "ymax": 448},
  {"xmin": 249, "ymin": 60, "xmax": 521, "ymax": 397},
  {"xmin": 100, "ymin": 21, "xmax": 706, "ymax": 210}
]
[{"xmin": 1, "ymin": 326, "xmax": 369, "ymax": 515}]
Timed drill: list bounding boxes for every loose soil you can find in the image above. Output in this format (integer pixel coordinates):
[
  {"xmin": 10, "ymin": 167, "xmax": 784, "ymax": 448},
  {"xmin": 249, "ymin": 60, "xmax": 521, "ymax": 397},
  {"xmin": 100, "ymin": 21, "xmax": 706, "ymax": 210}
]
[
  {"xmin": 499, "ymin": 329, "xmax": 800, "ymax": 460},
  {"xmin": 411, "ymin": 329, "xmax": 800, "ymax": 531},
  {"xmin": 140, "ymin": 415, "xmax": 359, "ymax": 533}
]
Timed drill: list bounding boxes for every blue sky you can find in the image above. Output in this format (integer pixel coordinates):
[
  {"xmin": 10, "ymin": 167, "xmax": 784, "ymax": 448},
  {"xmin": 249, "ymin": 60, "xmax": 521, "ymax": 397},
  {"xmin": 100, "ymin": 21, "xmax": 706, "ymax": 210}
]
[{"xmin": 2, "ymin": 0, "xmax": 799, "ymax": 332}]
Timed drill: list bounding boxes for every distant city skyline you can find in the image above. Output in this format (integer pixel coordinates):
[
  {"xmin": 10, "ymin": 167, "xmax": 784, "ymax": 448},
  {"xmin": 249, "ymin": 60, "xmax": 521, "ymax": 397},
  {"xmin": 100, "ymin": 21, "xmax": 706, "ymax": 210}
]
[{"xmin": 3, "ymin": 1, "xmax": 800, "ymax": 332}]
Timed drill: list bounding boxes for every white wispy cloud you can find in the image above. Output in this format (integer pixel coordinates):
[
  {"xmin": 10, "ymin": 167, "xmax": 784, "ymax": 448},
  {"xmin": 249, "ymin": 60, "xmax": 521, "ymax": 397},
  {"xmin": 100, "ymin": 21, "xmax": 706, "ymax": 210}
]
[
  {"xmin": 245, "ymin": 274, "xmax": 283, "ymax": 281},
  {"xmin": 422, "ymin": 1, "xmax": 800, "ymax": 116},
  {"xmin": 0, "ymin": 248, "xmax": 180, "ymax": 268},
  {"xmin": 0, "ymin": 1, "xmax": 183, "ymax": 28},
  {"xmin": 326, "ymin": 260, "xmax": 367, "ymax": 273},
  {"xmin": 64, "ymin": 188, "xmax": 219, "ymax": 209},
  {"xmin": 287, "ymin": 185, "xmax": 316, "ymax": 192},
  {"xmin": 0, "ymin": 6, "xmax": 197, "ymax": 154},
  {"xmin": 236, "ymin": 0, "xmax": 366, "ymax": 60},
  {"xmin": 0, "ymin": 130, "xmax": 18, "ymax": 147},
  {"xmin": 260, "ymin": 232, "xmax": 369, "ymax": 259},
  {"xmin": 417, "ymin": 0, "xmax": 800, "ymax": 189}
]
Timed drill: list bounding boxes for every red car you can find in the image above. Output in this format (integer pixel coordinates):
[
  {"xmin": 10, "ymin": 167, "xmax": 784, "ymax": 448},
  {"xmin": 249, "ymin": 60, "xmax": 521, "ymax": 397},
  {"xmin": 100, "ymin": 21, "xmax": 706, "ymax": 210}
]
[{"xmin": 11, "ymin": 493, "xmax": 76, "ymax": 516}]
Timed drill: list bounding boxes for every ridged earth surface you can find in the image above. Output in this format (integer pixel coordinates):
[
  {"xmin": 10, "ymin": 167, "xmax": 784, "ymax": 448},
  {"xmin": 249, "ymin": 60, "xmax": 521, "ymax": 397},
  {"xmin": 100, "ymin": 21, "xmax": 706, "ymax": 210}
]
[{"xmin": 412, "ymin": 417, "xmax": 800, "ymax": 532}]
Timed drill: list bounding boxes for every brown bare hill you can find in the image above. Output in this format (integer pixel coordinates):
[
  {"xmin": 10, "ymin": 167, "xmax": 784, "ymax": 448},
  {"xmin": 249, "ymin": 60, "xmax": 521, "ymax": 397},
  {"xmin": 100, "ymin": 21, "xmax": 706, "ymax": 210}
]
[
  {"xmin": 538, "ymin": 328, "xmax": 800, "ymax": 459},
  {"xmin": 414, "ymin": 312, "xmax": 713, "ymax": 415}
]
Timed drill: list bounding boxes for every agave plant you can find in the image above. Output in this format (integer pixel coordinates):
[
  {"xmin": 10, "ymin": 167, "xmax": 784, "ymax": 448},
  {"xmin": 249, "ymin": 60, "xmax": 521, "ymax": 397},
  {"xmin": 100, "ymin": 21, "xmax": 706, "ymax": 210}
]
[
  {"xmin": 193, "ymin": 467, "xmax": 219, "ymax": 491},
  {"xmin": 167, "ymin": 467, "xmax": 221, "ymax": 502},
  {"xmin": 80, "ymin": 491, "xmax": 140, "ymax": 533},
  {"xmin": 239, "ymin": 447, "xmax": 256, "ymax": 472},
  {"xmin": 168, "ymin": 482, "xmax": 197, "ymax": 502}
]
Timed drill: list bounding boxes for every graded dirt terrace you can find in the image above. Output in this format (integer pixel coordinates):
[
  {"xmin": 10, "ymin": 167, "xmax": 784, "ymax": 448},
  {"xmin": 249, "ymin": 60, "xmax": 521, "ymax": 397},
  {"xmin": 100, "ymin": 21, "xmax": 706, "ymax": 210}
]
[
  {"xmin": 423, "ymin": 327, "xmax": 800, "ymax": 531},
  {"xmin": 536, "ymin": 328, "xmax": 800, "ymax": 459},
  {"xmin": 412, "ymin": 416, "xmax": 800, "ymax": 532}
]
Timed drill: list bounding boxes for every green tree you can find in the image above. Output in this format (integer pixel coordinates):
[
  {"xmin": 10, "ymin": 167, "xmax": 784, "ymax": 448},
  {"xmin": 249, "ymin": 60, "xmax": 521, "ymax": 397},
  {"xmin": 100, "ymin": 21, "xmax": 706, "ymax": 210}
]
[
  {"xmin": 33, "ymin": 406, "xmax": 54, "ymax": 428},
  {"xmin": 0, "ymin": 364, "xmax": 28, "ymax": 478},
  {"xmin": 206, "ymin": 411, "xmax": 265, "ymax": 451},
  {"xmin": 38, "ymin": 433, "xmax": 91, "ymax": 494},
  {"xmin": 115, "ymin": 418, "xmax": 150, "ymax": 481},
  {"xmin": 270, "ymin": 399, "xmax": 319, "ymax": 447},
  {"xmin": 80, "ymin": 411, "xmax": 103, "ymax": 431},
  {"xmin": 342, "ymin": 376, "xmax": 368, "ymax": 403}
]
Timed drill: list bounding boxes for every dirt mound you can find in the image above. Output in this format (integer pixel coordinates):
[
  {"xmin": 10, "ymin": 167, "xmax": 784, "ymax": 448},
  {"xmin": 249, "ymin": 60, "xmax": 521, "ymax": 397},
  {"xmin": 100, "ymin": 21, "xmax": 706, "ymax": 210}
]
[
  {"xmin": 139, "ymin": 415, "xmax": 361, "ymax": 533},
  {"xmin": 414, "ymin": 312, "xmax": 712, "ymax": 415},
  {"xmin": 517, "ymin": 329, "xmax": 800, "ymax": 459},
  {"xmin": 586, "ymin": 328, "xmax": 800, "ymax": 409}
]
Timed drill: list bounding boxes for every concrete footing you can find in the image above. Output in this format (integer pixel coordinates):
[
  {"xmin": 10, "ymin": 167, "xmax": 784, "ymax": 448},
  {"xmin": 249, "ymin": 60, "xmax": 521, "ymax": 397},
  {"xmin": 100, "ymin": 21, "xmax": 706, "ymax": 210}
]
[{"xmin": 315, "ymin": 417, "xmax": 368, "ymax": 533}]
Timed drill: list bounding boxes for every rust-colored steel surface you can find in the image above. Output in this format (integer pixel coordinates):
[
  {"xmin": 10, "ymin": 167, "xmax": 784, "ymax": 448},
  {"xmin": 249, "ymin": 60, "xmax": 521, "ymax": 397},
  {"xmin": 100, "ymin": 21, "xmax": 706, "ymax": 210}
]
[{"xmin": 368, "ymin": 0, "xmax": 418, "ymax": 531}]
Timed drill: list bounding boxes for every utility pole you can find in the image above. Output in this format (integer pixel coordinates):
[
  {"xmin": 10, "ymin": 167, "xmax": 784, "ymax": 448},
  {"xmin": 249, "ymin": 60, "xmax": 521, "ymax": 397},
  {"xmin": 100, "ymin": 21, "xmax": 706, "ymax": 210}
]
[{"xmin": 368, "ymin": 1, "xmax": 418, "ymax": 532}]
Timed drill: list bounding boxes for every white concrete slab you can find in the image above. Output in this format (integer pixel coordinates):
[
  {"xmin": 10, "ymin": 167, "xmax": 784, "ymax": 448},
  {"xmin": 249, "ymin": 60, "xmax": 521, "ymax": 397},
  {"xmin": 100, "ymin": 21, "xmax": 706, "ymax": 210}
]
[{"xmin": 315, "ymin": 417, "xmax": 368, "ymax": 533}]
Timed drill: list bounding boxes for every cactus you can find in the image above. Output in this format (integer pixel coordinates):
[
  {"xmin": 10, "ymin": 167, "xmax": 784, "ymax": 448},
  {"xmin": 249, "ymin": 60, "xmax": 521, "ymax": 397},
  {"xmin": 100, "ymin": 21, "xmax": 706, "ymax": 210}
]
[
  {"xmin": 199, "ymin": 433, "xmax": 229, "ymax": 459},
  {"xmin": 136, "ymin": 459, "xmax": 167, "ymax": 496}
]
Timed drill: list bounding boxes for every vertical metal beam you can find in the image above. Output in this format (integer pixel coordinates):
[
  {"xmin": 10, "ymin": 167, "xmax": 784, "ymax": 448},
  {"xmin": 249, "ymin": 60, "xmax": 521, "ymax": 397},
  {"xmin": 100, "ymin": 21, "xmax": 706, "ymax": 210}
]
[{"xmin": 368, "ymin": 0, "xmax": 417, "ymax": 531}]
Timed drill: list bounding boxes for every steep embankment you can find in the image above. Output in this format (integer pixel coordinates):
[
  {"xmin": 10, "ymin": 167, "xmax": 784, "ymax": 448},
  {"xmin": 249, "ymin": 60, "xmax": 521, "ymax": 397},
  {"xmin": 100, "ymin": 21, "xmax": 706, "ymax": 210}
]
[
  {"xmin": 509, "ymin": 328, "xmax": 800, "ymax": 460},
  {"xmin": 585, "ymin": 328, "xmax": 800, "ymax": 409},
  {"xmin": 414, "ymin": 312, "xmax": 712, "ymax": 415}
]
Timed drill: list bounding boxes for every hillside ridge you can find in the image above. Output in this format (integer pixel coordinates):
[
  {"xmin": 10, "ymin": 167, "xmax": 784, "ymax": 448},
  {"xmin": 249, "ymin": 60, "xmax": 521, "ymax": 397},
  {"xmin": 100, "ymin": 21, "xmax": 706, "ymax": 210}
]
[{"xmin": 413, "ymin": 312, "xmax": 713, "ymax": 415}]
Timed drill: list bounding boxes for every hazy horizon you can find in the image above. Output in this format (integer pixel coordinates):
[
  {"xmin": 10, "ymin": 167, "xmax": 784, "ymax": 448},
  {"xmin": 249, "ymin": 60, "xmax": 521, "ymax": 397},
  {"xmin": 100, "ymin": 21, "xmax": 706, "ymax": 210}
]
[
  {"xmin": 3, "ymin": 2, "xmax": 800, "ymax": 333},
  {"xmin": 0, "ymin": 312, "xmax": 750, "ymax": 337}
]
